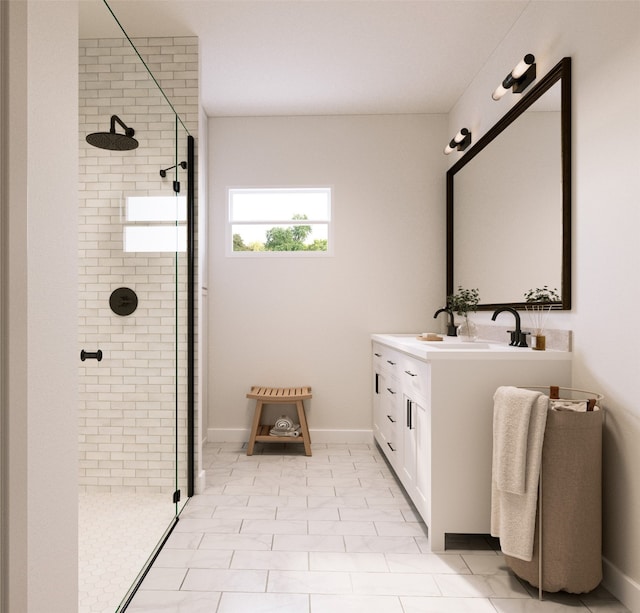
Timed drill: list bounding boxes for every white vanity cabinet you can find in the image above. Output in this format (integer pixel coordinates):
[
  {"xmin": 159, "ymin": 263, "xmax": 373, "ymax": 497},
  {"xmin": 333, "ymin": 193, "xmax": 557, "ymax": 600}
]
[{"xmin": 372, "ymin": 334, "xmax": 572, "ymax": 552}]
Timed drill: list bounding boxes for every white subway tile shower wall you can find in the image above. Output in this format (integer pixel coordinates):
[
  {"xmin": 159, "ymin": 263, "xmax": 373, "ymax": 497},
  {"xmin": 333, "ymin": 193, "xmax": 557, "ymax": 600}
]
[{"xmin": 79, "ymin": 37, "xmax": 198, "ymax": 493}]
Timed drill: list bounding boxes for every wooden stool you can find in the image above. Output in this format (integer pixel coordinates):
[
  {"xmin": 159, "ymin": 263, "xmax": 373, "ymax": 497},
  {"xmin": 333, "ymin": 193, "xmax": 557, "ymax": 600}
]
[{"xmin": 246, "ymin": 386, "xmax": 312, "ymax": 456}]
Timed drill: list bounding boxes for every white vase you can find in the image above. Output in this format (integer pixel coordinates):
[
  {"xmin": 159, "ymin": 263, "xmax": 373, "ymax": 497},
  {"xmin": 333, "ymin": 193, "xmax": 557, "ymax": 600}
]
[{"xmin": 457, "ymin": 316, "xmax": 478, "ymax": 342}]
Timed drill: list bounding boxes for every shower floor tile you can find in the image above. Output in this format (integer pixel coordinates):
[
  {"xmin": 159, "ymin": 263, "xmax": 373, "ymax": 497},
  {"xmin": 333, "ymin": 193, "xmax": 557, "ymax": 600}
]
[{"xmin": 79, "ymin": 491, "xmax": 176, "ymax": 613}]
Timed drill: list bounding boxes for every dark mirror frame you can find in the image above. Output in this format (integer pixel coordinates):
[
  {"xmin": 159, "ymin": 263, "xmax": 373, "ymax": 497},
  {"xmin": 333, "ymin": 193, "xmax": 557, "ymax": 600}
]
[{"xmin": 446, "ymin": 57, "xmax": 571, "ymax": 310}]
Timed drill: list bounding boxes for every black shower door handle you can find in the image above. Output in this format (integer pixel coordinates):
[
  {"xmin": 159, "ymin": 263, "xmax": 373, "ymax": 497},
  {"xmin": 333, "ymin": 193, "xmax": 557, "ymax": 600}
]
[{"xmin": 81, "ymin": 350, "xmax": 103, "ymax": 362}]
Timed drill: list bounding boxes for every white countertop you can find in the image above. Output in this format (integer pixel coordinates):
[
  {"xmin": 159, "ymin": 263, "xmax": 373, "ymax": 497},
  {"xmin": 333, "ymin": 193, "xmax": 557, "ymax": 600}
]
[{"xmin": 372, "ymin": 333, "xmax": 572, "ymax": 361}]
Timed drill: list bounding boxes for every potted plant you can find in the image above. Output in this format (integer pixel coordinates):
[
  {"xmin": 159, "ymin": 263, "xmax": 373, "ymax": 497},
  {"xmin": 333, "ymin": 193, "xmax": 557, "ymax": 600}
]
[
  {"xmin": 447, "ymin": 286, "xmax": 480, "ymax": 341},
  {"xmin": 524, "ymin": 286, "xmax": 560, "ymax": 350}
]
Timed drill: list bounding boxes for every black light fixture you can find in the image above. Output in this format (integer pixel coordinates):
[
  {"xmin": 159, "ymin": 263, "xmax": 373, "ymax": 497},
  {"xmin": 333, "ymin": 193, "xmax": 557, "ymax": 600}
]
[
  {"xmin": 443, "ymin": 128, "xmax": 471, "ymax": 155},
  {"xmin": 492, "ymin": 54, "xmax": 536, "ymax": 101}
]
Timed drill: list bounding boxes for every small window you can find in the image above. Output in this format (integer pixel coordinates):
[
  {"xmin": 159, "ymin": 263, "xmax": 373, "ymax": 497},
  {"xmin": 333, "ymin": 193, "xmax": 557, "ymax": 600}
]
[
  {"xmin": 228, "ymin": 188, "xmax": 332, "ymax": 256},
  {"xmin": 123, "ymin": 195, "xmax": 186, "ymax": 253}
]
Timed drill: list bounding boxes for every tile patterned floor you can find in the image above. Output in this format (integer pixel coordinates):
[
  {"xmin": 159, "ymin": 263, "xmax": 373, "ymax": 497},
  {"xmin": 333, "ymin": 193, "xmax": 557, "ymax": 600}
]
[
  {"xmin": 126, "ymin": 442, "xmax": 630, "ymax": 612},
  {"xmin": 79, "ymin": 492, "xmax": 177, "ymax": 613}
]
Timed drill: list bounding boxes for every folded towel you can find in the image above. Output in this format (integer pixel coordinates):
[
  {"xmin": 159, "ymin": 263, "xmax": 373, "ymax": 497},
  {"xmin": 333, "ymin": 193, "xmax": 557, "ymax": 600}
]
[
  {"xmin": 274, "ymin": 416, "xmax": 294, "ymax": 430},
  {"xmin": 491, "ymin": 386, "xmax": 548, "ymax": 561},
  {"xmin": 550, "ymin": 399, "xmax": 589, "ymax": 412}
]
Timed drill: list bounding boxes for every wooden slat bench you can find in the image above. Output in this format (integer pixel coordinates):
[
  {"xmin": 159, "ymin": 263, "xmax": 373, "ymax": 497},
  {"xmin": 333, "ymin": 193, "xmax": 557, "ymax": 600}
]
[{"xmin": 246, "ymin": 386, "xmax": 312, "ymax": 456}]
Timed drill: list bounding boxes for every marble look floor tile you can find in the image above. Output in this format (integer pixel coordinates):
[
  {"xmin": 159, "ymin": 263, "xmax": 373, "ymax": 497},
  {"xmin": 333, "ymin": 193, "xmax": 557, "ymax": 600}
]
[
  {"xmin": 278, "ymin": 485, "xmax": 336, "ymax": 497},
  {"xmin": 217, "ymin": 592, "xmax": 309, "ymax": 613},
  {"xmin": 309, "ymin": 551, "xmax": 388, "ymax": 572},
  {"xmin": 123, "ymin": 443, "xmax": 629, "ymax": 613},
  {"xmin": 240, "ymin": 519, "xmax": 308, "ymax": 535},
  {"xmin": 153, "ymin": 548, "xmax": 233, "ymax": 569},
  {"xmin": 272, "ymin": 534, "xmax": 345, "ymax": 552},
  {"xmin": 224, "ymin": 484, "xmax": 281, "ymax": 496},
  {"xmin": 310, "ymin": 594, "xmax": 403, "ymax": 613},
  {"xmin": 164, "ymin": 532, "xmax": 203, "ymax": 550},
  {"xmin": 336, "ymin": 487, "xmax": 395, "ymax": 500},
  {"xmin": 188, "ymin": 494, "xmax": 249, "ymax": 508},
  {"xmin": 308, "ymin": 520, "xmax": 377, "ymax": 536},
  {"xmin": 267, "ymin": 570, "xmax": 352, "ymax": 594},
  {"xmin": 350, "ymin": 571, "xmax": 440, "ymax": 596},
  {"xmin": 401, "ymin": 596, "xmax": 497, "ymax": 612},
  {"xmin": 365, "ymin": 495, "xmax": 413, "ymax": 509},
  {"xmin": 126, "ymin": 590, "xmax": 221, "ymax": 613},
  {"xmin": 248, "ymin": 495, "xmax": 308, "ymax": 508},
  {"xmin": 462, "ymin": 553, "xmax": 512, "ymax": 575},
  {"xmin": 213, "ymin": 505, "xmax": 277, "ymax": 520},
  {"xmin": 339, "ymin": 507, "xmax": 406, "ymax": 522},
  {"xmin": 231, "ymin": 550, "xmax": 308, "ymax": 571},
  {"xmin": 181, "ymin": 568, "xmax": 267, "ymax": 592},
  {"xmin": 307, "ymin": 495, "xmax": 367, "ymax": 509},
  {"xmin": 174, "ymin": 517, "xmax": 242, "ymax": 533},
  {"xmin": 489, "ymin": 597, "xmax": 590, "ymax": 611},
  {"xmin": 375, "ymin": 521, "xmax": 427, "ymax": 537},
  {"xmin": 344, "ymin": 535, "xmax": 421, "ymax": 554},
  {"xmin": 199, "ymin": 533, "xmax": 273, "ymax": 551},
  {"xmin": 255, "ymin": 475, "xmax": 308, "ymax": 487},
  {"xmin": 138, "ymin": 567, "xmax": 187, "ymax": 591},
  {"xmin": 276, "ymin": 507, "xmax": 339, "ymax": 521},
  {"xmin": 307, "ymin": 477, "xmax": 361, "ymax": 487},
  {"xmin": 385, "ymin": 553, "xmax": 470, "ymax": 574},
  {"xmin": 435, "ymin": 573, "xmax": 531, "ymax": 598}
]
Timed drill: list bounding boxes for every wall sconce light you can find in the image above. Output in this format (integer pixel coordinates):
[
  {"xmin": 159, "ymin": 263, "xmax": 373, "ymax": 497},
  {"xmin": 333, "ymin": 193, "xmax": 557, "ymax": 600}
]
[
  {"xmin": 492, "ymin": 54, "xmax": 536, "ymax": 101},
  {"xmin": 443, "ymin": 128, "xmax": 471, "ymax": 155}
]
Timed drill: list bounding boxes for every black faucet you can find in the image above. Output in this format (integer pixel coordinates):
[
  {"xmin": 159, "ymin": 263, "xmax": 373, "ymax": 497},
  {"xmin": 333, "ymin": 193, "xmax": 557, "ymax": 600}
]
[
  {"xmin": 491, "ymin": 307, "xmax": 529, "ymax": 347},
  {"xmin": 433, "ymin": 307, "xmax": 457, "ymax": 337}
]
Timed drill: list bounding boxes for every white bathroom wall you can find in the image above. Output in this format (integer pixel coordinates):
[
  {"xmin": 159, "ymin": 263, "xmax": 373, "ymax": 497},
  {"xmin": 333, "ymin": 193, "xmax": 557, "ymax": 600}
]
[
  {"xmin": 3, "ymin": 2, "xmax": 78, "ymax": 610},
  {"xmin": 208, "ymin": 114, "xmax": 447, "ymax": 441},
  {"xmin": 78, "ymin": 37, "xmax": 198, "ymax": 492},
  {"xmin": 447, "ymin": 2, "xmax": 640, "ymax": 608}
]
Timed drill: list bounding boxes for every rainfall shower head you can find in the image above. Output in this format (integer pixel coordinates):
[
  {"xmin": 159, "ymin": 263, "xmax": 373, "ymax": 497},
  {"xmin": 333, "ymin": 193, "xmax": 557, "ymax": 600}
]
[{"xmin": 86, "ymin": 115, "xmax": 138, "ymax": 151}]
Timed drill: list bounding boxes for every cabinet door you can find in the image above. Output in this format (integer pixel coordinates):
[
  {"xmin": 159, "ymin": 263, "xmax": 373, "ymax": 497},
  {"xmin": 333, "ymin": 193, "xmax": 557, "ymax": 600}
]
[
  {"xmin": 402, "ymin": 396, "xmax": 417, "ymax": 492},
  {"xmin": 414, "ymin": 399, "xmax": 431, "ymax": 523},
  {"xmin": 372, "ymin": 369, "xmax": 385, "ymax": 443}
]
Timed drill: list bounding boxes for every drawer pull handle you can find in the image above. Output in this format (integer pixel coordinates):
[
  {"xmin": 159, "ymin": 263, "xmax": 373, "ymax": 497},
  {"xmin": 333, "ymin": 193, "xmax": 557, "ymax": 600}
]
[
  {"xmin": 374, "ymin": 353, "xmax": 382, "ymax": 357},
  {"xmin": 386, "ymin": 360, "xmax": 396, "ymax": 365},
  {"xmin": 404, "ymin": 370, "xmax": 417, "ymax": 377},
  {"xmin": 387, "ymin": 415, "xmax": 396, "ymax": 423},
  {"xmin": 386, "ymin": 388, "xmax": 396, "ymax": 395},
  {"xmin": 387, "ymin": 442, "xmax": 396, "ymax": 452}
]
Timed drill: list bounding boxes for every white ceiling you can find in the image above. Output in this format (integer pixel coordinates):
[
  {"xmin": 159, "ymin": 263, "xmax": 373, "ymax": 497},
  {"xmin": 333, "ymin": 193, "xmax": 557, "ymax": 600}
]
[{"xmin": 79, "ymin": 0, "xmax": 529, "ymax": 117}]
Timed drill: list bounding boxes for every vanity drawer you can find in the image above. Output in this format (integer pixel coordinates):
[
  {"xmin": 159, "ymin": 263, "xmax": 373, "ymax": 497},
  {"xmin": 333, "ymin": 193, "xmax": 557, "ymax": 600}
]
[
  {"xmin": 398, "ymin": 353, "xmax": 431, "ymax": 402},
  {"xmin": 373, "ymin": 343, "xmax": 401, "ymax": 378},
  {"xmin": 380, "ymin": 379, "xmax": 401, "ymax": 464}
]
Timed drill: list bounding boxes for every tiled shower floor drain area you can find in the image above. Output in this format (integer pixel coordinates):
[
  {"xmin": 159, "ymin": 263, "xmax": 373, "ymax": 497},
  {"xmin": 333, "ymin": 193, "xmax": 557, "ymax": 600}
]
[{"xmin": 79, "ymin": 492, "xmax": 176, "ymax": 613}]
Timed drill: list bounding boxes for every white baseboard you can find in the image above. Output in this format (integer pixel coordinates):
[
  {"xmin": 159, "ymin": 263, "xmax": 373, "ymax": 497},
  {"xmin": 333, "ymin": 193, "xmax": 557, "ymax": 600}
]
[
  {"xmin": 602, "ymin": 556, "xmax": 640, "ymax": 612},
  {"xmin": 206, "ymin": 427, "xmax": 373, "ymax": 445}
]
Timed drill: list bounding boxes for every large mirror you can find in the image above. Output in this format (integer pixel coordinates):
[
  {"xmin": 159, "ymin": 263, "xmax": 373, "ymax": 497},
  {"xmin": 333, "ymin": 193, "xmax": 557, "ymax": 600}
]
[{"xmin": 447, "ymin": 57, "xmax": 571, "ymax": 309}]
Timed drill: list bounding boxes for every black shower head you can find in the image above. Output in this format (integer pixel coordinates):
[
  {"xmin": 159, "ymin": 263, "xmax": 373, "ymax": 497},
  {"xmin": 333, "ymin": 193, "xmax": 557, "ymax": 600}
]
[{"xmin": 86, "ymin": 115, "xmax": 138, "ymax": 151}]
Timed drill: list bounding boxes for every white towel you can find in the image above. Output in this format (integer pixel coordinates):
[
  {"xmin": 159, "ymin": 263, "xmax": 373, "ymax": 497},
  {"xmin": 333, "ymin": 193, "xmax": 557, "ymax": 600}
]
[
  {"xmin": 491, "ymin": 386, "xmax": 548, "ymax": 561},
  {"xmin": 493, "ymin": 386, "xmax": 538, "ymax": 494}
]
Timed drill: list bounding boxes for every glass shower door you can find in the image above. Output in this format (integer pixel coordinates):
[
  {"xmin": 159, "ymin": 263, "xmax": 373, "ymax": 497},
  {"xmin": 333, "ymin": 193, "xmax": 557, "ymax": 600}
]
[{"xmin": 79, "ymin": 20, "xmax": 193, "ymax": 609}]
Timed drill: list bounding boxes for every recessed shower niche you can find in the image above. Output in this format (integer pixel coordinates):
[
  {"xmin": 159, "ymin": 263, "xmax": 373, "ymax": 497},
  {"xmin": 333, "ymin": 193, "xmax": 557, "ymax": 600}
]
[{"xmin": 78, "ymin": 1, "xmax": 198, "ymax": 610}]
